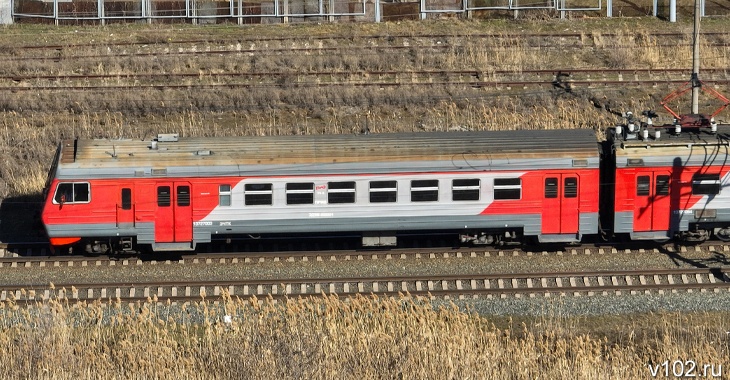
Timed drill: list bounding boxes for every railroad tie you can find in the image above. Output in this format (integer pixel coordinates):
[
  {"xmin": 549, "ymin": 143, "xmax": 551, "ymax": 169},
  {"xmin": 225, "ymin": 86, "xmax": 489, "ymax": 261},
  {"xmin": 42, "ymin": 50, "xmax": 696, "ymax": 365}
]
[
  {"xmin": 471, "ymin": 279, "xmax": 477, "ymax": 290},
  {"xmin": 115, "ymin": 288, "xmax": 121, "ymax": 298},
  {"xmin": 128, "ymin": 288, "xmax": 135, "ymax": 298},
  {"xmin": 442, "ymin": 252, "xmax": 449, "ymax": 258},
  {"xmin": 101, "ymin": 288, "xmax": 106, "ymax": 298},
  {"xmin": 372, "ymin": 282, "xmax": 378, "ymax": 292},
  {"xmin": 597, "ymin": 276, "xmax": 607, "ymax": 295},
  {"xmin": 315, "ymin": 283, "xmax": 322, "ymax": 293},
  {"xmin": 401, "ymin": 281, "xmax": 408, "ymax": 292},
  {"xmin": 456, "ymin": 280, "xmax": 463, "ymax": 290},
  {"xmin": 144, "ymin": 288, "xmax": 149, "ymax": 298},
  {"xmin": 584, "ymin": 277, "xmax": 593, "ymax": 296},
  {"xmin": 185, "ymin": 286, "xmax": 191, "ymax": 297},
  {"xmin": 214, "ymin": 286, "xmax": 220, "ymax": 296},
  {"xmin": 257, "ymin": 285, "xmax": 264, "ymax": 295},
  {"xmin": 570, "ymin": 277, "xmax": 579, "ymax": 297},
  {"xmin": 88, "ymin": 289, "xmax": 93, "ymax": 299},
  {"xmin": 416, "ymin": 281, "xmax": 423, "ymax": 291},
  {"xmin": 358, "ymin": 282, "xmax": 364, "ymax": 293},
  {"xmin": 442, "ymin": 280, "xmax": 448, "ymax": 290},
  {"xmin": 0, "ymin": 291, "xmax": 5, "ymax": 301},
  {"xmin": 696, "ymin": 274, "xmax": 706, "ymax": 293},
  {"xmin": 159, "ymin": 287, "xmax": 164, "ymax": 297},
  {"xmin": 484, "ymin": 279, "xmax": 490, "ymax": 289},
  {"xmin": 301, "ymin": 284, "xmax": 307, "ymax": 294},
  {"xmin": 172, "ymin": 287, "xmax": 178, "ymax": 297}
]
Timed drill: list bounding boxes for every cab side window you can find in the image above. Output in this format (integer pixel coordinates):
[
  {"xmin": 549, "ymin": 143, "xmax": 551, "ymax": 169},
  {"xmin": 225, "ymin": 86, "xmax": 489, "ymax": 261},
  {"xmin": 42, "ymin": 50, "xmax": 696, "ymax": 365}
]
[{"xmin": 53, "ymin": 182, "xmax": 90, "ymax": 204}]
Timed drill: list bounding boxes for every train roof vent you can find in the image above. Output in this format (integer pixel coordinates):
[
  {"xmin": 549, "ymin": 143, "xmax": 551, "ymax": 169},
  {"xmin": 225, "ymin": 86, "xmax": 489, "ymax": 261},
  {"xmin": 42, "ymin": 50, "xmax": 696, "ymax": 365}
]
[
  {"xmin": 157, "ymin": 133, "xmax": 179, "ymax": 142},
  {"xmin": 195, "ymin": 150, "xmax": 212, "ymax": 156}
]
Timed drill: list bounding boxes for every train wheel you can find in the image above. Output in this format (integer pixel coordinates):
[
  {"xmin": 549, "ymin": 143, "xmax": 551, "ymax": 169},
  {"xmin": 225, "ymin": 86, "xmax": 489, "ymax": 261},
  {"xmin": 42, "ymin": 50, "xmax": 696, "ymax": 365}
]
[{"xmin": 714, "ymin": 228, "xmax": 730, "ymax": 242}]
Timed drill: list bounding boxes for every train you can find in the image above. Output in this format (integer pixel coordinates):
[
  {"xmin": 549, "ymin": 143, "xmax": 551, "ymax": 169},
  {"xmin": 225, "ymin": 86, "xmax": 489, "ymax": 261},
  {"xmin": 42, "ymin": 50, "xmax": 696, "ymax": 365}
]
[{"xmin": 40, "ymin": 118, "xmax": 730, "ymax": 254}]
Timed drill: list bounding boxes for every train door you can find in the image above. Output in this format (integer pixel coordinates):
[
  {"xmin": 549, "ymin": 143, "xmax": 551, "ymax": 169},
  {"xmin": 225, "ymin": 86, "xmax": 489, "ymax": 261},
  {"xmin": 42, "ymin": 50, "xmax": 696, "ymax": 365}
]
[
  {"xmin": 542, "ymin": 174, "xmax": 580, "ymax": 234},
  {"xmin": 633, "ymin": 171, "xmax": 671, "ymax": 232},
  {"xmin": 117, "ymin": 186, "xmax": 134, "ymax": 228},
  {"xmin": 154, "ymin": 182, "xmax": 193, "ymax": 243}
]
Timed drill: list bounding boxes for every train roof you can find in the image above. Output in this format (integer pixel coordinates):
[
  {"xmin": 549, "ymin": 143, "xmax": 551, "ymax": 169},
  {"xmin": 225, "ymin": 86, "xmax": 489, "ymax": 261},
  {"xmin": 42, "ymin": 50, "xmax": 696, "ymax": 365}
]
[
  {"xmin": 52, "ymin": 129, "xmax": 600, "ymax": 179},
  {"xmin": 612, "ymin": 123, "xmax": 730, "ymax": 167}
]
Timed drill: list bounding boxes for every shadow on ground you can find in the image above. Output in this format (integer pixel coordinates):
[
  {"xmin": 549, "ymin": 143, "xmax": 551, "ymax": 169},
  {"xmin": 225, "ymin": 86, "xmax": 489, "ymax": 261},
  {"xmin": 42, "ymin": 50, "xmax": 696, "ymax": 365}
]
[{"xmin": 0, "ymin": 194, "xmax": 48, "ymax": 252}]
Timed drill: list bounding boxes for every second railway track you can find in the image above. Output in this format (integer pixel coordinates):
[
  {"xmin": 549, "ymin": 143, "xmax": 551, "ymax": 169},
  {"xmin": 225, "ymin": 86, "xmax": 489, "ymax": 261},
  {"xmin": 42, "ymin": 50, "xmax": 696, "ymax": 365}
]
[{"xmin": 2, "ymin": 267, "xmax": 729, "ymax": 305}]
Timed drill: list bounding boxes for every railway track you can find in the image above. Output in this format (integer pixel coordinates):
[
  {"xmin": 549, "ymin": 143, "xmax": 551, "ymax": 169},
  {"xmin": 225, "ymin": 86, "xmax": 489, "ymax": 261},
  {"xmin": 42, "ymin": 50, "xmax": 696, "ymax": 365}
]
[
  {"xmin": 2, "ymin": 267, "xmax": 729, "ymax": 305},
  {"xmin": 1, "ymin": 68, "xmax": 728, "ymax": 92},
  {"xmin": 3, "ymin": 31, "xmax": 728, "ymax": 53},
  {"xmin": 1, "ymin": 243, "xmax": 728, "ymax": 269}
]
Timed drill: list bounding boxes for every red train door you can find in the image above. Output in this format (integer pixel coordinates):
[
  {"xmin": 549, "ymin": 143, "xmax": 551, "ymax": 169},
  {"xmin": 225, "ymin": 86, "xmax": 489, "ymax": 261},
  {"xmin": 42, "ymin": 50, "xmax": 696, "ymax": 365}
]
[
  {"xmin": 634, "ymin": 171, "xmax": 671, "ymax": 232},
  {"xmin": 542, "ymin": 174, "xmax": 580, "ymax": 234},
  {"xmin": 154, "ymin": 182, "xmax": 193, "ymax": 243}
]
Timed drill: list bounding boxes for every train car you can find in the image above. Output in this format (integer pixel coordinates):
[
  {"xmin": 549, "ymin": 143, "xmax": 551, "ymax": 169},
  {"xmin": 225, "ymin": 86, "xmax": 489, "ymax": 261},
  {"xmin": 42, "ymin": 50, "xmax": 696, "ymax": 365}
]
[
  {"xmin": 41, "ymin": 129, "xmax": 601, "ymax": 254},
  {"xmin": 609, "ymin": 122, "xmax": 730, "ymax": 242}
]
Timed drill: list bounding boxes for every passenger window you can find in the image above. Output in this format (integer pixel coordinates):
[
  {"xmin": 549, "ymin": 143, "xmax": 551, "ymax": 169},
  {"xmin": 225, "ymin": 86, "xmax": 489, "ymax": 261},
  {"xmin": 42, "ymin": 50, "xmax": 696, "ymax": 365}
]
[
  {"xmin": 636, "ymin": 176, "xmax": 650, "ymax": 196},
  {"xmin": 245, "ymin": 183, "xmax": 273, "ymax": 206},
  {"xmin": 564, "ymin": 177, "xmax": 578, "ymax": 198},
  {"xmin": 53, "ymin": 182, "xmax": 90, "ymax": 204},
  {"xmin": 286, "ymin": 182, "xmax": 314, "ymax": 205},
  {"xmin": 369, "ymin": 181, "xmax": 397, "ymax": 203},
  {"xmin": 656, "ymin": 176, "xmax": 670, "ymax": 196},
  {"xmin": 692, "ymin": 174, "xmax": 721, "ymax": 195},
  {"xmin": 157, "ymin": 186, "xmax": 171, "ymax": 207},
  {"xmin": 452, "ymin": 179, "xmax": 480, "ymax": 201},
  {"xmin": 121, "ymin": 188, "xmax": 132, "ymax": 210},
  {"xmin": 219, "ymin": 185, "xmax": 231, "ymax": 206},
  {"xmin": 494, "ymin": 178, "xmax": 521, "ymax": 200},
  {"xmin": 328, "ymin": 181, "xmax": 356, "ymax": 204},
  {"xmin": 177, "ymin": 186, "xmax": 190, "ymax": 207},
  {"xmin": 544, "ymin": 178, "xmax": 558, "ymax": 199},
  {"xmin": 411, "ymin": 180, "xmax": 439, "ymax": 202}
]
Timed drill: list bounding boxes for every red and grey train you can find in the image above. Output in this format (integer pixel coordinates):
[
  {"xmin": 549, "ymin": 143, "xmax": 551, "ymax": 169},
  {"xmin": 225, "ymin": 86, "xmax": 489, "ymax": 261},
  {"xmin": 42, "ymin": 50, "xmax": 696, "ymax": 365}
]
[{"xmin": 40, "ymin": 122, "xmax": 730, "ymax": 254}]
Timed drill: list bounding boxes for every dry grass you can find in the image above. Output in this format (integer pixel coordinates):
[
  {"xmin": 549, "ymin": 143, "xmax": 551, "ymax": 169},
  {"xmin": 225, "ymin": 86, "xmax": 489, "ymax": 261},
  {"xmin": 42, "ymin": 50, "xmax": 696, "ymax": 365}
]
[
  {"xmin": 0, "ymin": 19, "xmax": 729, "ymax": 200},
  {"xmin": 0, "ymin": 293, "xmax": 727, "ymax": 379}
]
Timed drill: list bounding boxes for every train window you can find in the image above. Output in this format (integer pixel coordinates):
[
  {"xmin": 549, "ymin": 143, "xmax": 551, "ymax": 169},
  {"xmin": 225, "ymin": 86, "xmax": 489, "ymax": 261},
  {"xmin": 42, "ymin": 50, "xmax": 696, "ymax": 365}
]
[
  {"xmin": 544, "ymin": 178, "xmax": 558, "ymax": 199},
  {"xmin": 411, "ymin": 179, "xmax": 439, "ymax": 202},
  {"xmin": 286, "ymin": 182, "xmax": 314, "ymax": 205},
  {"xmin": 121, "ymin": 188, "xmax": 132, "ymax": 210},
  {"xmin": 452, "ymin": 179, "xmax": 480, "ymax": 201},
  {"xmin": 369, "ymin": 181, "xmax": 397, "ymax": 203},
  {"xmin": 564, "ymin": 177, "xmax": 578, "ymax": 198},
  {"xmin": 656, "ymin": 176, "xmax": 670, "ymax": 196},
  {"xmin": 53, "ymin": 182, "xmax": 90, "ymax": 204},
  {"xmin": 494, "ymin": 178, "xmax": 521, "ymax": 200},
  {"xmin": 245, "ymin": 183, "xmax": 273, "ymax": 206},
  {"xmin": 692, "ymin": 174, "xmax": 721, "ymax": 195},
  {"xmin": 328, "ymin": 181, "xmax": 356, "ymax": 204},
  {"xmin": 177, "ymin": 186, "xmax": 190, "ymax": 207},
  {"xmin": 219, "ymin": 185, "xmax": 231, "ymax": 206},
  {"xmin": 157, "ymin": 186, "xmax": 171, "ymax": 207},
  {"xmin": 636, "ymin": 176, "xmax": 650, "ymax": 196}
]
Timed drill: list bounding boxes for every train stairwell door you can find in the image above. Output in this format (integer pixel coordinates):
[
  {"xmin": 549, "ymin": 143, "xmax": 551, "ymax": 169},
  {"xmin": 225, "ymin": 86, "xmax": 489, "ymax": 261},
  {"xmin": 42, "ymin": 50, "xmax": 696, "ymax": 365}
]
[
  {"xmin": 634, "ymin": 171, "xmax": 671, "ymax": 232},
  {"xmin": 542, "ymin": 174, "xmax": 580, "ymax": 234},
  {"xmin": 154, "ymin": 182, "xmax": 193, "ymax": 243}
]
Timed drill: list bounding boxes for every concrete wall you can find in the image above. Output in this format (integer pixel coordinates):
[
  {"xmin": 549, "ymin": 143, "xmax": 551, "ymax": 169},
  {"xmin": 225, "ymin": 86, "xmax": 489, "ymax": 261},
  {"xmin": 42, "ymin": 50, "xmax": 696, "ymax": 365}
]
[{"xmin": 0, "ymin": 0, "xmax": 12, "ymax": 24}]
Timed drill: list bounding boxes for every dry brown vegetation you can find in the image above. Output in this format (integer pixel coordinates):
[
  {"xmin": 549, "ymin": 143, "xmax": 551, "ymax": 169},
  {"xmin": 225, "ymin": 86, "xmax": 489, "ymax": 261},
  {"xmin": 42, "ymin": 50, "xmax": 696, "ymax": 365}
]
[
  {"xmin": 1, "ymin": 19, "xmax": 729, "ymax": 199},
  {"xmin": 0, "ymin": 293, "xmax": 727, "ymax": 379}
]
